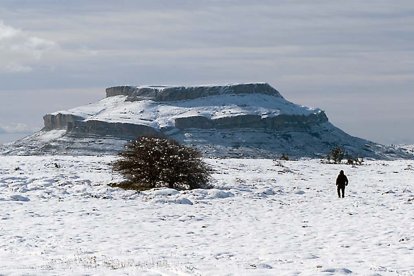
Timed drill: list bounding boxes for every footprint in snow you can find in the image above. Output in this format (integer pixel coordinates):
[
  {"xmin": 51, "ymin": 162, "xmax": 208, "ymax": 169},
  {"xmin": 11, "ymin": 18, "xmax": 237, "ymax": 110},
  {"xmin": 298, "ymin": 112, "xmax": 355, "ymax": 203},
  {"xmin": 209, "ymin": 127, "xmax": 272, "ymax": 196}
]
[
  {"xmin": 321, "ymin": 268, "xmax": 352, "ymax": 274},
  {"xmin": 249, "ymin": 263, "xmax": 273, "ymax": 269},
  {"xmin": 9, "ymin": 195, "xmax": 30, "ymax": 202}
]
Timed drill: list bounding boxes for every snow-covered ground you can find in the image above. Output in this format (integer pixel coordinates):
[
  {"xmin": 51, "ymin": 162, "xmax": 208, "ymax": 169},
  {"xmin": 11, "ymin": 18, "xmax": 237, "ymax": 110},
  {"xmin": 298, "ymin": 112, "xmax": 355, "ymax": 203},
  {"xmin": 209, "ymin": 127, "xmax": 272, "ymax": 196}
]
[{"xmin": 0, "ymin": 156, "xmax": 413, "ymax": 275}]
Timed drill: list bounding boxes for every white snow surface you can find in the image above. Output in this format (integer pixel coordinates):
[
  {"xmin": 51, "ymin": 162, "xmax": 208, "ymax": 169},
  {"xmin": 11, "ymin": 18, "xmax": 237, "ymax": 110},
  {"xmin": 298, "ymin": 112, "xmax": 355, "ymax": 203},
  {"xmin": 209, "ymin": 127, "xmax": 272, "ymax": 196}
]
[
  {"xmin": 0, "ymin": 156, "xmax": 413, "ymax": 275},
  {"xmin": 52, "ymin": 94, "xmax": 321, "ymax": 129}
]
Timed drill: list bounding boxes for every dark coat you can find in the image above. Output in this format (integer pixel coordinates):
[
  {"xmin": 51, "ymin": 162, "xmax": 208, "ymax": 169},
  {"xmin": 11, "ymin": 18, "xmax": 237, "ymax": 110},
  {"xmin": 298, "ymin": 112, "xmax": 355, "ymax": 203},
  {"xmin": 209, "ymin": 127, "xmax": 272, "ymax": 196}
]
[{"xmin": 336, "ymin": 172, "xmax": 348, "ymax": 188}]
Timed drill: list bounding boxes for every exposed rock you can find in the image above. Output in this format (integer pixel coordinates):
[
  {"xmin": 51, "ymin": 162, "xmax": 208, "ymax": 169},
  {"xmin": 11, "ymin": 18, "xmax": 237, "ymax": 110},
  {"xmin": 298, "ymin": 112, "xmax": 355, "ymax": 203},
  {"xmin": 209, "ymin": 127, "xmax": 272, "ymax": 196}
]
[
  {"xmin": 43, "ymin": 114, "xmax": 84, "ymax": 130},
  {"xmin": 70, "ymin": 120, "xmax": 161, "ymax": 138},
  {"xmin": 105, "ymin": 85, "xmax": 138, "ymax": 97},
  {"xmin": 106, "ymin": 83, "xmax": 282, "ymax": 102},
  {"xmin": 174, "ymin": 112, "xmax": 328, "ymax": 130}
]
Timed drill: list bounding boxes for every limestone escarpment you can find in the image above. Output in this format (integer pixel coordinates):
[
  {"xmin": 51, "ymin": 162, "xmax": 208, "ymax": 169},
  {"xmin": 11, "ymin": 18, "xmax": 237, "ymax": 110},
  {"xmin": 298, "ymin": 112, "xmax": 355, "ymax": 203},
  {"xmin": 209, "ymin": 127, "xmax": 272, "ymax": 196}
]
[
  {"xmin": 69, "ymin": 120, "xmax": 160, "ymax": 138},
  {"xmin": 43, "ymin": 114, "xmax": 84, "ymax": 130},
  {"xmin": 174, "ymin": 112, "xmax": 328, "ymax": 130},
  {"xmin": 106, "ymin": 83, "xmax": 283, "ymax": 102}
]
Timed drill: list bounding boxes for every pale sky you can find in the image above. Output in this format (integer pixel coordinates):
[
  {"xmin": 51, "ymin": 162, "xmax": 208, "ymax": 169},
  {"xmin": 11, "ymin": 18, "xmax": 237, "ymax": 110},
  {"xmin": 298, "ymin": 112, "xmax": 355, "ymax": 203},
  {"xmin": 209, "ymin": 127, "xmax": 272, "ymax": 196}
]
[{"xmin": 0, "ymin": 0, "xmax": 413, "ymax": 144}]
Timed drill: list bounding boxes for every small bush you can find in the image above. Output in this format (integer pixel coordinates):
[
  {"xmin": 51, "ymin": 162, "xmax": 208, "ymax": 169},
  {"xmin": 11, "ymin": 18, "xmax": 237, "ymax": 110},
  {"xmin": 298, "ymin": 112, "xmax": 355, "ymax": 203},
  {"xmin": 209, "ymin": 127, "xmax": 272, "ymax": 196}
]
[
  {"xmin": 347, "ymin": 157, "xmax": 364, "ymax": 166},
  {"xmin": 112, "ymin": 136, "xmax": 211, "ymax": 190},
  {"xmin": 327, "ymin": 146, "xmax": 345, "ymax": 164},
  {"xmin": 280, "ymin": 153, "xmax": 289, "ymax": 161}
]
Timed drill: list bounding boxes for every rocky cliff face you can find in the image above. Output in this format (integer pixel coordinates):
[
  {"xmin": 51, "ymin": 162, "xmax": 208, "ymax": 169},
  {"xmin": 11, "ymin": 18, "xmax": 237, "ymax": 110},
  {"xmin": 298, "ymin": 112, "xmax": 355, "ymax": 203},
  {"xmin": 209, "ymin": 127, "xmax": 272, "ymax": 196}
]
[
  {"xmin": 43, "ymin": 114, "xmax": 84, "ymax": 130},
  {"xmin": 3, "ymin": 83, "xmax": 412, "ymax": 159},
  {"xmin": 174, "ymin": 113, "xmax": 328, "ymax": 130},
  {"xmin": 106, "ymin": 83, "xmax": 283, "ymax": 101}
]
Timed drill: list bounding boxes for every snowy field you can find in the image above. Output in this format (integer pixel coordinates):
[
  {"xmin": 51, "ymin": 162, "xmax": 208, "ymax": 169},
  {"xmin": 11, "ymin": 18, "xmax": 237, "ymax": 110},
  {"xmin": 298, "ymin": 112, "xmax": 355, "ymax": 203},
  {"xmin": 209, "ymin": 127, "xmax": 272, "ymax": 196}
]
[{"xmin": 0, "ymin": 156, "xmax": 413, "ymax": 275}]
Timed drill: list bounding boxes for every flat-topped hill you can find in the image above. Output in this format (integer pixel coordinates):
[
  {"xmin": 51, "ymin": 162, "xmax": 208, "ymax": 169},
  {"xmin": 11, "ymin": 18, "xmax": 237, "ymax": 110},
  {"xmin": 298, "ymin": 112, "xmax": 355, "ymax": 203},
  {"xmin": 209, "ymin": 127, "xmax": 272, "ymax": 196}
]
[{"xmin": 2, "ymin": 83, "xmax": 412, "ymax": 159}]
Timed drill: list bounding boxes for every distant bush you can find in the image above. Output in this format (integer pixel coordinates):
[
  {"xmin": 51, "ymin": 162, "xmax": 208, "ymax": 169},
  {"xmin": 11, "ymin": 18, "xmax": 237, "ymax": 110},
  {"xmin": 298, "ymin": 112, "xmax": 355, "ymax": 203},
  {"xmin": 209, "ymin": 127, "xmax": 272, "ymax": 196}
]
[
  {"xmin": 112, "ymin": 136, "xmax": 211, "ymax": 190},
  {"xmin": 327, "ymin": 146, "xmax": 345, "ymax": 164},
  {"xmin": 347, "ymin": 157, "xmax": 364, "ymax": 166},
  {"xmin": 280, "ymin": 153, "xmax": 289, "ymax": 161}
]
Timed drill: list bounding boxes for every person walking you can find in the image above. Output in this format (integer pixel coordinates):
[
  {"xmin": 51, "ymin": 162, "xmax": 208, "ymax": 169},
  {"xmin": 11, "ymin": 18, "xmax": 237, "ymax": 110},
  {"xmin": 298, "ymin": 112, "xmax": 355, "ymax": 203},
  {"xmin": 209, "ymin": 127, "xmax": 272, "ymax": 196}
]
[{"xmin": 336, "ymin": 170, "xmax": 348, "ymax": 198}]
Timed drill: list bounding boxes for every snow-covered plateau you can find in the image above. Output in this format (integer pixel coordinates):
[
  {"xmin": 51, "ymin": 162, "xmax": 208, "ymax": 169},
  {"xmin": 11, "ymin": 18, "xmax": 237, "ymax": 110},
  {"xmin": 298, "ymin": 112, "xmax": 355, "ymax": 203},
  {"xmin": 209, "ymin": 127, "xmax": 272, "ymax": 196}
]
[{"xmin": 1, "ymin": 155, "xmax": 413, "ymax": 275}]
